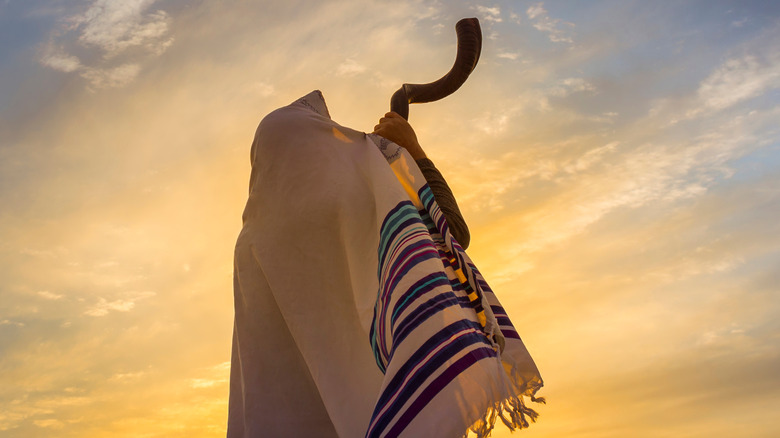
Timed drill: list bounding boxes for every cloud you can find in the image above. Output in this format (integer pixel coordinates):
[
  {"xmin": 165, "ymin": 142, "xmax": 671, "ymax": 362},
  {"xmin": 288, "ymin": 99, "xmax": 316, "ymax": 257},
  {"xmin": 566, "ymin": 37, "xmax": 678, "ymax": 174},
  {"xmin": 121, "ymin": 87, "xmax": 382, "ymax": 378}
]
[
  {"xmin": 474, "ymin": 5, "xmax": 502, "ymax": 23},
  {"xmin": 472, "ymin": 110, "xmax": 513, "ymax": 137},
  {"xmin": 38, "ymin": 42, "xmax": 140, "ymax": 89},
  {"xmin": 0, "ymin": 319, "xmax": 25, "ymax": 327},
  {"xmin": 109, "ymin": 370, "xmax": 148, "ymax": 383},
  {"xmin": 694, "ymin": 54, "xmax": 780, "ymax": 113},
  {"xmin": 189, "ymin": 362, "xmax": 230, "ymax": 389},
  {"xmin": 650, "ymin": 30, "xmax": 780, "ymax": 123},
  {"xmin": 466, "ymin": 77, "xmax": 596, "ymax": 140},
  {"xmin": 548, "ymin": 77, "xmax": 595, "ymax": 97},
  {"xmin": 337, "ymin": 58, "xmax": 367, "ymax": 77},
  {"xmin": 496, "ymin": 51, "xmax": 519, "ymax": 60},
  {"xmin": 0, "ymin": 404, "xmax": 55, "ymax": 432},
  {"xmin": 37, "ymin": 291, "xmax": 64, "ymax": 300},
  {"xmin": 38, "ymin": 0, "xmax": 172, "ymax": 89},
  {"xmin": 502, "ymin": 108, "xmax": 775, "ymax": 262},
  {"xmin": 451, "ymin": 149, "xmax": 540, "ymax": 213},
  {"xmin": 526, "ymin": 2, "xmax": 574, "ymax": 43},
  {"xmin": 562, "ymin": 141, "xmax": 619, "ymax": 174},
  {"xmin": 250, "ymin": 81, "xmax": 275, "ymax": 97},
  {"xmin": 79, "ymin": 63, "xmax": 140, "ymax": 89},
  {"xmin": 33, "ymin": 418, "xmax": 65, "ymax": 429},
  {"xmin": 69, "ymin": 0, "xmax": 171, "ymax": 57},
  {"xmin": 525, "ymin": 4, "xmax": 545, "ymax": 20},
  {"xmin": 84, "ymin": 298, "xmax": 136, "ymax": 316},
  {"xmin": 39, "ymin": 47, "xmax": 82, "ymax": 72},
  {"xmin": 83, "ymin": 291, "xmax": 155, "ymax": 317}
]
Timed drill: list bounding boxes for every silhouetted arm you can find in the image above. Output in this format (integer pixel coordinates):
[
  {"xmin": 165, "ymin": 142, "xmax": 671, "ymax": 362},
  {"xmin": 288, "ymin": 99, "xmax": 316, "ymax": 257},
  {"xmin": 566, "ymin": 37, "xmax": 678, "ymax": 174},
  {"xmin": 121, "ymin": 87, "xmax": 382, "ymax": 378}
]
[{"xmin": 415, "ymin": 158, "xmax": 470, "ymax": 249}]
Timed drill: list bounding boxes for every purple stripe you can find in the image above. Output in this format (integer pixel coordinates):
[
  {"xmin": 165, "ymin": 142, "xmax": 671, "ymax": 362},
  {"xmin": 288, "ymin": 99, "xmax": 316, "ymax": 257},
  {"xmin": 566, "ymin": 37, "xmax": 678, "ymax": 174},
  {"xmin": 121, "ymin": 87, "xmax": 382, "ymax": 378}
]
[
  {"xmin": 496, "ymin": 316, "xmax": 512, "ymax": 326},
  {"xmin": 382, "ymin": 243, "xmax": 440, "ymax": 302},
  {"xmin": 367, "ymin": 321, "xmax": 487, "ymax": 436},
  {"xmin": 378, "ymin": 244, "xmax": 441, "ymax": 363},
  {"xmin": 380, "ymin": 228, "xmax": 429, "ymax": 286},
  {"xmin": 385, "ymin": 346, "xmax": 498, "ymax": 437},
  {"xmin": 393, "ymin": 293, "xmax": 461, "ymax": 349},
  {"xmin": 391, "ymin": 273, "xmax": 450, "ymax": 324},
  {"xmin": 501, "ymin": 328, "xmax": 521, "ymax": 339}
]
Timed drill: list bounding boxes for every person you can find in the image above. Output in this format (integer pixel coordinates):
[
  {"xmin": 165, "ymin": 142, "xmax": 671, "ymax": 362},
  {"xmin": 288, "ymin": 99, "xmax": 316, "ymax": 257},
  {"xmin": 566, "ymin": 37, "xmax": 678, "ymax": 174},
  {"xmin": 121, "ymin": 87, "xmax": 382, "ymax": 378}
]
[{"xmin": 228, "ymin": 90, "xmax": 543, "ymax": 438}]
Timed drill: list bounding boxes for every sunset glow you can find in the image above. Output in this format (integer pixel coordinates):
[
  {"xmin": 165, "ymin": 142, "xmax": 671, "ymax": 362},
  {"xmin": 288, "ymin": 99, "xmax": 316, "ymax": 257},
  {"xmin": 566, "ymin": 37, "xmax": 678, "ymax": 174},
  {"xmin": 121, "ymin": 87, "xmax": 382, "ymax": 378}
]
[{"xmin": 1, "ymin": 1, "xmax": 779, "ymax": 437}]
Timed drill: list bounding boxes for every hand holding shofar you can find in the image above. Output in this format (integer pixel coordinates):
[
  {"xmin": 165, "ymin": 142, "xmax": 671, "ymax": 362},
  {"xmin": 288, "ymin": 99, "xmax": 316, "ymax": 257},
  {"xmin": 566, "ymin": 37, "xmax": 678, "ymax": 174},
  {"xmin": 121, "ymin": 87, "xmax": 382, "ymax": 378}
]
[{"xmin": 390, "ymin": 17, "xmax": 482, "ymax": 120}]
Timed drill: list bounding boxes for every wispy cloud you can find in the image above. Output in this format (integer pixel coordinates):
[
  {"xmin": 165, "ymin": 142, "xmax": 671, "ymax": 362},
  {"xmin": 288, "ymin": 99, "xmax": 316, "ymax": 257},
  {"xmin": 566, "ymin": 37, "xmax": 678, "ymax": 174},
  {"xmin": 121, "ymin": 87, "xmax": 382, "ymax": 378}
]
[
  {"xmin": 526, "ymin": 2, "xmax": 574, "ymax": 43},
  {"xmin": 70, "ymin": 0, "xmax": 171, "ymax": 57},
  {"xmin": 249, "ymin": 81, "xmax": 276, "ymax": 98},
  {"xmin": 474, "ymin": 5, "xmax": 502, "ymax": 23},
  {"xmin": 548, "ymin": 77, "xmax": 595, "ymax": 97},
  {"xmin": 38, "ymin": 0, "xmax": 172, "ymax": 89},
  {"xmin": 39, "ymin": 47, "xmax": 82, "ymax": 72},
  {"xmin": 336, "ymin": 58, "xmax": 367, "ymax": 77},
  {"xmin": 484, "ymin": 104, "xmax": 778, "ymax": 276},
  {"xmin": 33, "ymin": 418, "xmax": 65, "ymax": 430},
  {"xmin": 83, "ymin": 291, "xmax": 155, "ymax": 317},
  {"xmin": 694, "ymin": 54, "xmax": 780, "ymax": 114},
  {"xmin": 78, "ymin": 63, "xmax": 141, "ymax": 88},
  {"xmin": 561, "ymin": 141, "xmax": 619, "ymax": 174},
  {"xmin": 496, "ymin": 51, "xmax": 519, "ymax": 60},
  {"xmin": 109, "ymin": 370, "xmax": 149, "ymax": 383},
  {"xmin": 0, "ymin": 319, "xmax": 25, "ymax": 327},
  {"xmin": 643, "ymin": 28, "xmax": 780, "ymax": 124},
  {"xmin": 189, "ymin": 362, "xmax": 230, "ymax": 389},
  {"xmin": 0, "ymin": 404, "xmax": 54, "ymax": 432},
  {"xmin": 37, "ymin": 291, "xmax": 63, "ymax": 300}
]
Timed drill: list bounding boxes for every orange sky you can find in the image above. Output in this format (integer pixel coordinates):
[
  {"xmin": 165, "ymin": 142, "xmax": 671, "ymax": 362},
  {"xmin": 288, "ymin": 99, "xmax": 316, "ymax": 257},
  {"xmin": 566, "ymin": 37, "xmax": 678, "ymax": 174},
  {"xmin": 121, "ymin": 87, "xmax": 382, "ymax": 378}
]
[{"xmin": 1, "ymin": 1, "xmax": 779, "ymax": 437}]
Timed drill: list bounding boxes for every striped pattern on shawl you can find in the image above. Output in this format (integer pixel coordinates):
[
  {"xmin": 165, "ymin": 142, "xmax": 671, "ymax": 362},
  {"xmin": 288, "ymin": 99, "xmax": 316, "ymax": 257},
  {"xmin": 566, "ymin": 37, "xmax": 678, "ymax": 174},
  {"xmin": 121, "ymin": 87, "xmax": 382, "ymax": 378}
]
[{"xmin": 366, "ymin": 126, "xmax": 544, "ymax": 438}]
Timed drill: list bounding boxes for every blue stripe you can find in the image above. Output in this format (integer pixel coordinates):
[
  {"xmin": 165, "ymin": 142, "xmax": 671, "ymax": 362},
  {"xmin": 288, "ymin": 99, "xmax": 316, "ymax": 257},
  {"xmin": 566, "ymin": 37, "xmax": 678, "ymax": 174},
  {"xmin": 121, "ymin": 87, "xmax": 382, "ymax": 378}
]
[
  {"xmin": 378, "ymin": 210, "xmax": 424, "ymax": 274},
  {"xmin": 391, "ymin": 273, "xmax": 450, "ymax": 322},
  {"xmin": 379, "ymin": 200, "xmax": 415, "ymax": 237},
  {"xmin": 379, "ymin": 214, "xmax": 422, "ymax": 270},
  {"xmin": 379, "ymin": 226, "xmax": 428, "ymax": 285},
  {"xmin": 378, "ymin": 203, "xmax": 418, "ymax": 257},
  {"xmin": 369, "ymin": 306, "xmax": 385, "ymax": 373},
  {"xmin": 418, "ymin": 184, "xmax": 434, "ymax": 206},
  {"xmin": 381, "ymin": 242, "xmax": 440, "ymax": 304}
]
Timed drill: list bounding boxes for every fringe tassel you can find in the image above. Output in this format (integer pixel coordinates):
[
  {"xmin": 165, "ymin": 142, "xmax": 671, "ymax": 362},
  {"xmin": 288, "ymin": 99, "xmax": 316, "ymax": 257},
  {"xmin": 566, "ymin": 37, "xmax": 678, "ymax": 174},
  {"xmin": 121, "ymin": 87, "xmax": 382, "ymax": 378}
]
[{"xmin": 461, "ymin": 356, "xmax": 545, "ymax": 438}]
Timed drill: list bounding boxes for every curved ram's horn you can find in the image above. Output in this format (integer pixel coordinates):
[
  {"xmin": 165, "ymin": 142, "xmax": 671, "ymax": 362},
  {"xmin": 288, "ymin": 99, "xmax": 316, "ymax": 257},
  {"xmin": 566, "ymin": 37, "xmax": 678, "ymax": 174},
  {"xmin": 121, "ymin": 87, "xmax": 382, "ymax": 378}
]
[{"xmin": 390, "ymin": 17, "xmax": 482, "ymax": 120}]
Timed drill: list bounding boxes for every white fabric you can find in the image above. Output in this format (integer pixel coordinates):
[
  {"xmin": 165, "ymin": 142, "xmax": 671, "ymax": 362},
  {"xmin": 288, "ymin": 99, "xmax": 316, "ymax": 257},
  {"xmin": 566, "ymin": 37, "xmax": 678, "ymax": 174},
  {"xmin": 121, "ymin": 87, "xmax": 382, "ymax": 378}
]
[{"xmin": 229, "ymin": 91, "xmax": 385, "ymax": 438}]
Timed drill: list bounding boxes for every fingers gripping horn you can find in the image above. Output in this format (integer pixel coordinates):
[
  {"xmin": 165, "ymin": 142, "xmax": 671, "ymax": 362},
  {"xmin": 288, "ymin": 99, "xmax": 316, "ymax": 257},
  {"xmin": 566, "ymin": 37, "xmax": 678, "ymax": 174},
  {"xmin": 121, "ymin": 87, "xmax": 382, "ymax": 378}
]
[{"xmin": 390, "ymin": 17, "xmax": 482, "ymax": 120}]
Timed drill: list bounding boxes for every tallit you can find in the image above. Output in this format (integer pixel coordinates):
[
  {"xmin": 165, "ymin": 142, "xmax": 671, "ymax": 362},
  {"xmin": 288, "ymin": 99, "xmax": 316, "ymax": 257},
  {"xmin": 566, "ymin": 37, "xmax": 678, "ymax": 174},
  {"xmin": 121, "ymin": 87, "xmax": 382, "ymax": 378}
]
[{"xmin": 228, "ymin": 90, "xmax": 543, "ymax": 438}]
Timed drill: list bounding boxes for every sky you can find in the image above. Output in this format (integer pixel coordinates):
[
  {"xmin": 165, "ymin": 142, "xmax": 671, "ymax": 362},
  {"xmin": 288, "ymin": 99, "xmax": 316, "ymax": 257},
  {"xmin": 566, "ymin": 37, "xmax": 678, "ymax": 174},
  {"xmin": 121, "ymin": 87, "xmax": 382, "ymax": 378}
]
[{"xmin": 1, "ymin": 0, "xmax": 779, "ymax": 436}]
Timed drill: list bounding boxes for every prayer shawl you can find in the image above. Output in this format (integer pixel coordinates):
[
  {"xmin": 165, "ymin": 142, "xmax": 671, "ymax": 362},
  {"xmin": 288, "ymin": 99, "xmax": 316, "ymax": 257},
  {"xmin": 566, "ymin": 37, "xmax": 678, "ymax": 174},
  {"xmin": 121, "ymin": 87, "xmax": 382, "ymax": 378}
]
[{"xmin": 228, "ymin": 90, "xmax": 543, "ymax": 438}]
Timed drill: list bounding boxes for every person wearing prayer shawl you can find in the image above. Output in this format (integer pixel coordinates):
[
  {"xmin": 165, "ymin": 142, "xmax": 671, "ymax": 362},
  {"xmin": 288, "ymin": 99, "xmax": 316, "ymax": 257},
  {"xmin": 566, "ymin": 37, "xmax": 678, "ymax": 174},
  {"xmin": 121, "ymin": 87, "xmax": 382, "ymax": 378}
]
[{"xmin": 228, "ymin": 90, "xmax": 543, "ymax": 438}]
